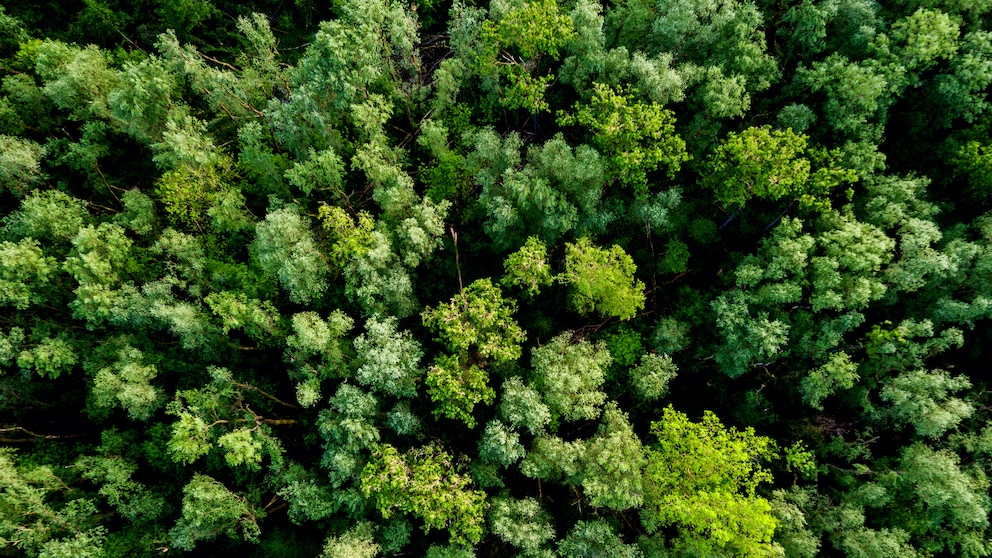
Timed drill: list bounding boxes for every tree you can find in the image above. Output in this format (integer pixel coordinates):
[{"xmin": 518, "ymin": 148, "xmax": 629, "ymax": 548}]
[
  {"xmin": 0, "ymin": 448, "xmax": 107, "ymax": 557},
  {"xmin": 473, "ymin": 0, "xmax": 576, "ymax": 112},
  {"xmin": 2, "ymin": 189, "xmax": 88, "ymax": 243},
  {"xmin": 575, "ymin": 404, "xmax": 646, "ymax": 511},
  {"xmin": 353, "ymin": 316, "xmax": 423, "ymax": 399},
  {"xmin": 557, "ymin": 83, "xmax": 688, "ymax": 191},
  {"xmin": 425, "ymin": 353, "xmax": 494, "ymax": 427},
  {"xmin": 642, "ymin": 406, "xmax": 779, "ymax": 557},
  {"xmin": 90, "ymin": 344, "xmax": 163, "ymax": 421},
  {"xmin": 318, "ymin": 383, "xmax": 380, "ymax": 488},
  {"xmin": 422, "ymin": 278, "xmax": 526, "ymax": 364},
  {"xmin": 319, "ymin": 523, "xmax": 379, "ymax": 558},
  {"xmin": 360, "ymin": 444, "xmax": 486, "ymax": 545},
  {"xmin": 252, "ymin": 205, "xmax": 329, "ymax": 305},
  {"xmin": 169, "ymin": 474, "xmax": 261, "ymax": 551},
  {"xmin": 489, "ymin": 497, "xmax": 555, "ymax": 556},
  {"xmin": 499, "ymin": 376, "xmax": 552, "ymax": 434},
  {"xmin": 795, "ymin": 54, "xmax": 889, "ymax": 138},
  {"xmin": 629, "ymin": 352, "xmax": 678, "ymax": 400},
  {"xmin": 0, "ymin": 135, "xmax": 45, "ymax": 197},
  {"xmin": 557, "ymin": 520, "xmax": 642, "ymax": 558},
  {"xmin": 895, "ymin": 443, "xmax": 991, "ymax": 555},
  {"xmin": 502, "ymin": 236, "xmax": 553, "ymax": 297},
  {"xmin": 704, "ymin": 125, "xmax": 857, "ymax": 211},
  {"xmin": 530, "ymin": 333, "xmax": 611, "ymax": 423},
  {"xmin": 560, "ymin": 237, "xmax": 645, "ymax": 320},
  {"xmin": 473, "ymin": 131, "xmax": 607, "ymax": 250},
  {"xmin": 0, "ymin": 238, "xmax": 57, "ymax": 310},
  {"xmin": 63, "ymin": 222, "xmax": 135, "ymax": 326},
  {"xmin": 478, "ymin": 420, "xmax": 525, "ymax": 468},
  {"xmin": 881, "ymin": 368, "xmax": 973, "ymax": 439}
]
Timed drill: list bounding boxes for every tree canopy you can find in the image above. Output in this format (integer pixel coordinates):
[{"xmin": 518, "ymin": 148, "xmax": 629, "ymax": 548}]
[{"xmin": 2, "ymin": 0, "xmax": 992, "ymax": 556}]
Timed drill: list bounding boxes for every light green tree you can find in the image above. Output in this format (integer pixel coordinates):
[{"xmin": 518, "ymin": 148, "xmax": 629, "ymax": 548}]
[
  {"xmin": 169, "ymin": 474, "xmax": 261, "ymax": 551},
  {"xmin": 489, "ymin": 497, "xmax": 556, "ymax": 556},
  {"xmin": 560, "ymin": 237, "xmax": 645, "ymax": 320},
  {"xmin": 530, "ymin": 333, "xmax": 611, "ymax": 423},
  {"xmin": 422, "ymin": 278, "xmax": 526, "ymax": 364},
  {"xmin": 0, "ymin": 135, "xmax": 45, "ymax": 197},
  {"xmin": 353, "ymin": 316, "xmax": 423, "ymax": 399},
  {"xmin": 0, "ymin": 448, "xmax": 107, "ymax": 557},
  {"xmin": 360, "ymin": 444, "xmax": 486, "ymax": 545},
  {"xmin": 502, "ymin": 236, "xmax": 553, "ymax": 297},
  {"xmin": 90, "ymin": 344, "xmax": 163, "ymax": 421},
  {"xmin": 557, "ymin": 520, "xmax": 643, "ymax": 558},
  {"xmin": 0, "ymin": 238, "xmax": 57, "ymax": 310},
  {"xmin": 499, "ymin": 376, "xmax": 552, "ymax": 434},
  {"xmin": 319, "ymin": 522, "xmax": 379, "ymax": 558},
  {"xmin": 705, "ymin": 125, "xmax": 857, "ymax": 211},
  {"xmin": 642, "ymin": 406, "xmax": 779, "ymax": 557},
  {"xmin": 557, "ymin": 83, "xmax": 688, "ymax": 191},
  {"xmin": 252, "ymin": 206, "xmax": 329, "ymax": 305},
  {"xmin": 629, "ymin": 353, "xmax": 678, "ymax": 400},
  {"xmin": 425, "ymin": 354, "xmax": 494, "ymax": 427}
]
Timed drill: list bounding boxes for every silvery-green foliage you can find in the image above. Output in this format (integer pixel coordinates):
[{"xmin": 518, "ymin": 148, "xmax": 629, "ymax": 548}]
[{"xmin": 354, "ymin": 316, "xmax": 423, "ymax": 398}]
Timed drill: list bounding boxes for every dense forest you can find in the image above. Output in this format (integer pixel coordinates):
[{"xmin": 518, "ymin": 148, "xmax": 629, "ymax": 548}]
[{"xmin": 2, "ymin": 0, "xmax": 992, "ymax": 555}]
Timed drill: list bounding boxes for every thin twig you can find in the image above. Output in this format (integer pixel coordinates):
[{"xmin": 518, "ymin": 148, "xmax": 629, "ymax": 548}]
[{"xmin": 450, "ymin": 226, "xmax": 464, "ymax": 296}]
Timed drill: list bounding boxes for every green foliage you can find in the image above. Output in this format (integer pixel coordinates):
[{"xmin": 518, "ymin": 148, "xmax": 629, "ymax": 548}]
[
  {"xmin": 472, "ymin": 130, "xmax": 608, "ymax": 250},
  {"xmin": 204, "ymin": 291, "xmax": 281, "ymax": 341},
  {"xmin": 0, "ymin": 135, "xmax": 46, "ymax": 197},
  {"xmin": 0, "ymin": 448, "xmax": 106, "ymax": 557},
  {"xmin": 898, "ymin": 443, "xmax": 991, "ymax": 555},
  {"xmin": 319, "ymin": 522, "xmax": 379, "ymax": 558},
  {"xmin": 796, "ymin": 54, "xmax": 889, "ymax": 138},
  {"xmin": 642, "ymin": 406, "xmax": 778, "ymax": 557},
  {"xmin": 881, "ymin": 368, "xmax": 973, "ymax": 438},
  {"xmin": 426, "ymin": 354, "xmax": 494, "ymax": 427},
  {"xmin": 354, "ymin": 316, "xmax": 423, "ymax": 398},
  {"xmin": 502, "ymin": 236, "xmax": 553, "ymax": 297},
  {"xmin": 285, "ymin": 147, "xmax": 345, "ymax": 197},
  {"xmin": 319, "ymin": 383, "xmax": 380, "ymax": 486},
  {"xmin": 344, "ymin": 229, "xmax": 420, "ymax": 318},
  {"xmin": 0, "ymin": 238, "xmax": 57, "ymax": 309},
  {"xmin": 476, "ymin": 0, "xmax": 576, "ymax": 112},
  {"xmin": 91, "ymin": 344, "xmax": 163, "ymax": 420},
  {"xmin": 578, "ymin": 404, "xmax": 646, "ymax": 510},
  {"xmin": 114, "ymin": 190, "xmax": 157, "ymax": 236},
  {"xmin": 317, "ymin": 204, "xmax": 375, "ymax": 268},
  {"xmin": 956, "ymin": 140, "xmax": 992, "ymax": 198},
  {"xmin": 1, "ymin": 2, "xmax": 990, "ymax": 556},
  {"xmin": 490, "ymin": 497, "xmax": 555, "ymax": 555},
  {"xmin": 360, "ymin": 444, "xmax": 486, "ymax": 545},
  {"xmin": 154, "ymin": 159, "xmax": 231, "ymax": 229},
  {"xmin": 561, "ymin": 237, "xmax": 645, "ymax": 320},
  {"xmin": 286, "ymin": 310, "xmax": 353, "ymax": 360},
  {"xmin": 499, "ymin": 376, "xmax": 552, "ymax": 434},
  {"xmin": 558, "ymin": 83, "xmax": 688, "ymax": 190},
  {"xmin": 705, "ymin": 125, "xmax": 857, "ymax": 211},
  {"xmin": 531, "ymin": 333, "xmax": 611, "ymax": 423},
  {"xmin": 169, "ymin": 474, "xmax": 261, "ymax": 550},
  {"xmin": 478, "ymin": 420, "xmax": 524, "ymax": 467},
  {"xmin": 422, "ymin": 278, "xmax": 526, "ymax": 364},
  {"xmin": 34, "ymin": 41, "xmax": 117, "ymax": 120},
  {"xmin": 629, "ymin": 353, "xmax": 678, "ymax": 400},
  {"xmin": 3, "ymin": 189, "xmax": 88, "ymax": 242},
  {"xmin": 802, "ymin": 350, "xmax": 860, "ymax": 409},
  {"xmin": 603, "ymin": 326, "xmax": 643, "ymax": 367},
  {"xmin": 557, "ymin": 520, "xmax": 642, "ymax": 558},
  {"xmin": 108, "ymin": 54, "xmax": 179, "ymax": 144},
  {"xmin": 253, "ymin": 206, "xmax": 329, "ymax": 305}
]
